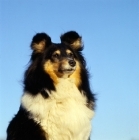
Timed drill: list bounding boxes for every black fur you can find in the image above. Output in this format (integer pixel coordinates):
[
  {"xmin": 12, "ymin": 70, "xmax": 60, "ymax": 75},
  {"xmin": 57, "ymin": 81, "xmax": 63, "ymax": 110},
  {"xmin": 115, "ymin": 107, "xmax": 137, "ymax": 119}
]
[{"xmin": 7, "ymin": 107, "xmax": 46, "ymax": 140}]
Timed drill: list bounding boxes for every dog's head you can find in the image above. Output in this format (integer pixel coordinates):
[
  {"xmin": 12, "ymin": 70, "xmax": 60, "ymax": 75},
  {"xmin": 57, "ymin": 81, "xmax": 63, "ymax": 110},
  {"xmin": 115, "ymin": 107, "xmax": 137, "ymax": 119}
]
[{"xmin": 30, "ymin": 31, "xmax": 84, "ymax": 85}]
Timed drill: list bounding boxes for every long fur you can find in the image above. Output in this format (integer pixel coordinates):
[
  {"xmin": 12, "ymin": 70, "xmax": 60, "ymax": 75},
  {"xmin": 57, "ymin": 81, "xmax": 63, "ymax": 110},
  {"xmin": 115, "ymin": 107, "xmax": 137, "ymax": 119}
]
[{"xmin": 6, "ymin": 31, "xmax": 95, "ymax": 140}]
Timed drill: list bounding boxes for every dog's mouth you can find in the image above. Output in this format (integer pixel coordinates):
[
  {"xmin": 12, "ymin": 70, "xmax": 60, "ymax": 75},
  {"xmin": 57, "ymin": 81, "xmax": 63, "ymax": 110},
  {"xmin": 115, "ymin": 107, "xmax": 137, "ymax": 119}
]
[
  {"xmin": 58, "ymin": 68, "xmax": 75, "ymax": 73},
  {"xmin": 54, "ymin": 60, "xmax": 76, "ymax": 78},
  {"xmin": 56, "ymin": 67, "xmax": 75, "ymax": 78}
]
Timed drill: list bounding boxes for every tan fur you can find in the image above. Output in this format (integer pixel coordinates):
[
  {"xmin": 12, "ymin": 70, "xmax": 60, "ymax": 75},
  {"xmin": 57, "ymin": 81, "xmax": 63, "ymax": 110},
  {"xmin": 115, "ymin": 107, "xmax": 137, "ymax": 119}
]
[
  {"xmin": 44, "ymin": 60, "xmax": 59, "ymax": 84},
  {"xmin": 32, "ymin": 40, "xmax": 46, "ymax": 52},
  {"xmin": 66, "ymin": 49, "xmax": 72, "ymax": 54},
  {"xmin": 69, "ymin": 61, "xmax": 81, "ymax": 87},
  {"xmin": 53, "ymin": 50, "xmax": 60, "ymax": 55},
  {"xmin": 71, "ymin": 38, "xmax": 82, "ymax": 49}
]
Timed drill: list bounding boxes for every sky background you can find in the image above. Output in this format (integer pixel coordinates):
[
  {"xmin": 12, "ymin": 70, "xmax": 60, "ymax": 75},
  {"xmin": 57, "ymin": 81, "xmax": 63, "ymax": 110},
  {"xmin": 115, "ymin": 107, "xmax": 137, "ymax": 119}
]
[{"xmin": 0, "ymin": 0, "xmax": 139, "ymax": 140}]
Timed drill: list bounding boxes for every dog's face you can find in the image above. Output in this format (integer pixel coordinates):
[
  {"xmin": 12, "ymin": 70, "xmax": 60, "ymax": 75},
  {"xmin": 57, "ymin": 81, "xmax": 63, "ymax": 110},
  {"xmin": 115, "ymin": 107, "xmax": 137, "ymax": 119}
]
[
  {"xmin": 44, "ymin": 44, "xmax": 77, "ymax": 78},
  {"xmin": 30, "ymin": 31, "xmax": 83, "ymax": 85}
]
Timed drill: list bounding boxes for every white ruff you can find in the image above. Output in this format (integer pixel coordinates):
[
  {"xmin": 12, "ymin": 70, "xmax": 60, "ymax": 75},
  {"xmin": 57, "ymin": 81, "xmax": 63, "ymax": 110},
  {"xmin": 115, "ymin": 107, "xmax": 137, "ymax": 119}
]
[{"xmin": 21, "ymin": 78, "xmax": 94, "ymax": 140}]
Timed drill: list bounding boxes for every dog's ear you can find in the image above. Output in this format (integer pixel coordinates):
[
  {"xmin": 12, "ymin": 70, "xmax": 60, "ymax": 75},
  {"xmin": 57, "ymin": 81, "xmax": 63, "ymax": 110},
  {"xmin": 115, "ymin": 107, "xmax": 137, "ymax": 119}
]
[
  {"xmin": 31, "ymin": 33, "xmax": 51, "ymax": 53},
  {"xmin": 60, "ymin": 31, "xmax": 83, "ymax": 50}
]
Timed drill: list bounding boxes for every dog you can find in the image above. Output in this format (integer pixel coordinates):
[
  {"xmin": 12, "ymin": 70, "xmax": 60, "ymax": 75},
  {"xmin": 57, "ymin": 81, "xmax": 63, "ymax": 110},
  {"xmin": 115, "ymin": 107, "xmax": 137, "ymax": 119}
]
[{"xmin": 6, "ymin": 31, "xmax": 95, "ymax": 140}]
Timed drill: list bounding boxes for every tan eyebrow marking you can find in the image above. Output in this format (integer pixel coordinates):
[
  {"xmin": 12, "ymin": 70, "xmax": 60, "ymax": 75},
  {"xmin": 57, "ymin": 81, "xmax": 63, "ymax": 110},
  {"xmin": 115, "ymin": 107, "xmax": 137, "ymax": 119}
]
[
  {"xmin": 53, "ymin": 50, "xmax": 61, "ymax": 55},
  {"xmin": 66, "ymin": 49, "xmax": 72, "ymax": 54}
]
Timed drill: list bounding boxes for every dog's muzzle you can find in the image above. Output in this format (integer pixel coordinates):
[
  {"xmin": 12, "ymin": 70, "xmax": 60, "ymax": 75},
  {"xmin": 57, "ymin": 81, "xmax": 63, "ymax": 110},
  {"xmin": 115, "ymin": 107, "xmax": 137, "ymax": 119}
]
[{"xmin": 58, "ymin": 59, "xmax": 76, "ymax": 74}]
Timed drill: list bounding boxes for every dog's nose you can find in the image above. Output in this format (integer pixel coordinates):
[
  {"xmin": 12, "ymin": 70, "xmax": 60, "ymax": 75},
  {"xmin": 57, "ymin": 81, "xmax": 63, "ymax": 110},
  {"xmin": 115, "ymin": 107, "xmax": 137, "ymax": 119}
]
[{"xmin": 69, "ymin": 60, "xmax": 76, "ymax": 67}]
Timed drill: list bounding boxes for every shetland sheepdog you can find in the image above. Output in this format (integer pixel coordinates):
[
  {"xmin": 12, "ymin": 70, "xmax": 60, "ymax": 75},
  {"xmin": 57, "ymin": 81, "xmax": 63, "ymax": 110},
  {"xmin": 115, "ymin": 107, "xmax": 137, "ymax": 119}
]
[{"xmin": 7, "ymin": 31, "xmax": 95, "ymax": 140}]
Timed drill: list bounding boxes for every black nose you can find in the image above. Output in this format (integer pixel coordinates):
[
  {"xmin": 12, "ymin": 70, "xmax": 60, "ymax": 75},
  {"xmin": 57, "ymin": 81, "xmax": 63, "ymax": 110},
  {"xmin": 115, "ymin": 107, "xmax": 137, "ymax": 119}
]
[{"xmin": 69, "ymin": 60, "xmax": 76, "ymax": 67}]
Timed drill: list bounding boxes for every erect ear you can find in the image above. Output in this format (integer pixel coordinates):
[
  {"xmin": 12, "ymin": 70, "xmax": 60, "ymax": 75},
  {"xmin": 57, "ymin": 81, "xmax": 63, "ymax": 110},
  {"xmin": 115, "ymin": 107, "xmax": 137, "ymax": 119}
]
[
  {"xmin": 31, "ymin": 33, "xmax": 51, "ymax": 53},
  {"xmin": 60, "ymin": 31, "xmax": 83, "ymax": 50}
]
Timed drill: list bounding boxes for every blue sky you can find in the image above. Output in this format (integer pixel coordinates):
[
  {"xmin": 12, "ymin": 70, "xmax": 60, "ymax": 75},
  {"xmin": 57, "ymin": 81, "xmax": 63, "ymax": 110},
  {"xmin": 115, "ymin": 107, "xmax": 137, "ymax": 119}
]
[{"xmin": 0, "ymin": 0, "xmax": 139, "ymax": 140}]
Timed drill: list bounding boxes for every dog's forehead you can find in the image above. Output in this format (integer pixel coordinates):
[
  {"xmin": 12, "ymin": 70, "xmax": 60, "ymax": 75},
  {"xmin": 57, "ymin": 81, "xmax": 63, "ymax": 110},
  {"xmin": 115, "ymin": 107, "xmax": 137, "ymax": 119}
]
[
  {"xmin": 52, "ymin": 43, "xmax": 69, "ymax": 48},
  {"xmin": 50, "ymin": 43, "xmax": 73, "ymax": 53}
]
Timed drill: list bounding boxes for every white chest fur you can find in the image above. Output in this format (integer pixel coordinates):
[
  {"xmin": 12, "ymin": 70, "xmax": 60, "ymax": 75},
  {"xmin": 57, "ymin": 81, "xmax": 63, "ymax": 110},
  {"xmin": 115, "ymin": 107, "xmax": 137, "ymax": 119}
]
[{"xmin": 21, "ymin": 78, "xmax": 94, "ymax": 140}]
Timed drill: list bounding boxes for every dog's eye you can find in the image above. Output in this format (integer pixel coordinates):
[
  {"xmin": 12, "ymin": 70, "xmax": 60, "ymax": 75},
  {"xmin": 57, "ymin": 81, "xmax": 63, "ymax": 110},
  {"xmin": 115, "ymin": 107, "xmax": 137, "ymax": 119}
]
[
  {"xmin": 68, "ymin": 53, "xmax": 74, "ymax": 58},
  {"xmin": 52, "ymin": 53, "xmax": 60, "ymax": 58}
]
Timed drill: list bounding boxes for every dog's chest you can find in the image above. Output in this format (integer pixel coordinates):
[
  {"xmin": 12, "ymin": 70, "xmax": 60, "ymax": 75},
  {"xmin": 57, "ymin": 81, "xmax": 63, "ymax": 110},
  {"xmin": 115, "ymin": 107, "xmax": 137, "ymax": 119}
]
[{"xmin": 22, "ymin": 79, "xmax": 94, "ymax": 140}]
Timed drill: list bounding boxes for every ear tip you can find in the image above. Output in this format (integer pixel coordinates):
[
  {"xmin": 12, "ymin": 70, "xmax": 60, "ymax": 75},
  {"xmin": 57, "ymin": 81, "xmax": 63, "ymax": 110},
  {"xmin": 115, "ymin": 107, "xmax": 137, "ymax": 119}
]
[
  {"xmin": 61, "ymin": 31, "xmax": 80, "ymax": 36},
  {"xmin": 60, "ymin": 31, "xmax": 81, "ymax": 42},
  {"xmin": 31, "ymin": 33, "xmax": 51, "ymax": 52},
  {"xmin": 31, "ymin": 33, "xmax": 51, "ymax": 44},
  {"xmin": 61, "ymin": 31, "xmax": 82, "ymax": 49}
]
